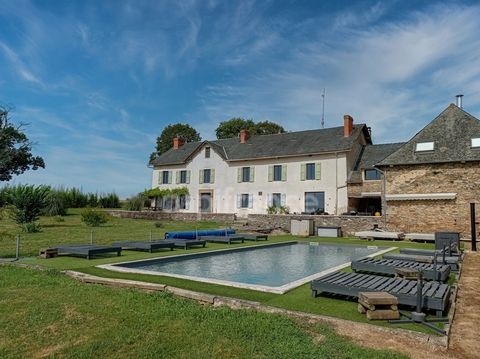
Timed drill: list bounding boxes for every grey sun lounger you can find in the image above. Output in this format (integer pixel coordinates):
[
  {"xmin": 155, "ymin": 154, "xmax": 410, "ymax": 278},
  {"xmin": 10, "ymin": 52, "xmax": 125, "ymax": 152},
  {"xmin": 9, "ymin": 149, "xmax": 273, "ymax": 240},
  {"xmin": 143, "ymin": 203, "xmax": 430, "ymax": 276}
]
[
  {"xmin": 170, "ymin": 239, "xmax": 207, "ymax": 250},
  {"xmin": 241, "ymin": 234, "xmax": 268, "ymax": 241},
  {"xmin": 383, "ymin": 253, "xmax": 459, "ymax": 271},
  {"xmin": 55, "ymin": 244, "xmax": 122, "ymax": 260},
  {"xmin": 311, "ymin": 271, "xmax": 451, "ymax": 315},
  {"xmin": 112, "ymin": 241, "xmax": 175, "ymax": 253},
  {"xmin": 355, "ymin": 231, "xmax": 405, "ymax": 240},
  {"xmin": 199, "ymin": 235, "xmax": 244, "ymax": 244},
  {"xmin": 399, "ymin": 247, "xmax": 460, "ymax": 257},
  {"xmin": 351, "ymin": 257, "xmax": 451, "ymax": 282}
]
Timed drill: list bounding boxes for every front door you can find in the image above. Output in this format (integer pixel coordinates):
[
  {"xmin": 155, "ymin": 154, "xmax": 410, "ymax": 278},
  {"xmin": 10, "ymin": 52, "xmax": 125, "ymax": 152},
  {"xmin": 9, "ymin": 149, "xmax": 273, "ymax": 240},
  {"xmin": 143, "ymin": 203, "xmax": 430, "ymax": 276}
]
[
  {"xmin": 200, "ymin": 192, "xmax": 212, "ymax": 212},
  {"xmin": 305, "ymin": 192, "xmax": 325, "ymax": 214}
]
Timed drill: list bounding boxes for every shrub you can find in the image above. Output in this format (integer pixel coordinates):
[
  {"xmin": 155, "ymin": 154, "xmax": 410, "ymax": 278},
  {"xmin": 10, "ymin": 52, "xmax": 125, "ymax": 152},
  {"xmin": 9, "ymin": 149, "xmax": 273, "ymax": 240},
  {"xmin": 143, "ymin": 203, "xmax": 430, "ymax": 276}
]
[
  {"xmin": 80, "ymin": 208, "xmax": 110, "ymax": 227},
  {"xmin": 43, "ymin": 190, "xmax": 67, "ymax": 216},
  {"xmin": 124, "ymin": 195, "xmax": 146, "ymax": 211},
  {"xmin": 23, "ymin": 222, "xmax": 42, "ymax": 233},
  {"xmin": 266, "ymin": 205, "xmax": 290, "ymax": 215},
  {"xmin": 154, "ymin": 221, "xmax": 163, "ymax": 228},
  {"xmin": 4, "ymin": 185, "xmax": 50, "ymax": 224},
  {"xmin": 99, "ymin": 193, "xmax": 120, "ymax": 208}
]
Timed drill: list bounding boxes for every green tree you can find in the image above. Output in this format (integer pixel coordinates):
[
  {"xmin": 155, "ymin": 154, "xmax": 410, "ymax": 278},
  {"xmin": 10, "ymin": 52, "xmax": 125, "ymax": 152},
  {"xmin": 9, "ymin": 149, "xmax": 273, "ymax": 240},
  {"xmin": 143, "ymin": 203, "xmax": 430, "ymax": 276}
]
[
  {"xmin": 215, "ymin": 118, "xmax": 255, "ymax": 139},
  {"xmin": 253, "ymin": 120, "xmax": 285, "ymax": 135},
  {"xmin": 150, "ymin": 123, "xmax": 201, "ymax": 162},
  {"xmin": 215, "ymin": 118, "xmax": 285, "ymax": 139},
  {"xmin": 0, "ymin": 107, "xmax": 45, "ymax": 181},
  {"xmin": 4, "ymin": 184, "xmax": 50, "ymax": 225}
]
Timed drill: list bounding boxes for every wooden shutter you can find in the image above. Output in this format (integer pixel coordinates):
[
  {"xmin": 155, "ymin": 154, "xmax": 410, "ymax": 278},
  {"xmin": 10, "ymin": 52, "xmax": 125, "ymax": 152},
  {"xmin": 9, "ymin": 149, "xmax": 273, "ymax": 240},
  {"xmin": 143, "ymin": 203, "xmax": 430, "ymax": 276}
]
[
  {"xmin": 250, "ymin": 167, "xmax": 255, "ymax": 182},
  {"xmin": 176, "ymin": 171, "xmax": 180, "ymax": 184},
  {"xmin": 267, "ymin": 193, "xmax": 272, "ymax": 207},
  {"xmin": 158, "ymin": 172, "xmax": 162, "ymax": 185},
  {"xmin": 168, "ymin": 171, "xmax": 172, "ymax": 184},
  {"xmin": 300, "ymin": 164, "xmax": 306, "ymax": 181},
  {"xmin": 315, "ymin": 163, "xmax": 321, "ymax": 180},
  {"xmin": 199, "ymin": 170, "xmax": 204, "ymax": 184},
  {"xmin": 185, "ymin": 195, "xmax": 190, "ymax": 210},
  {"xmin": 281, "ymin": 194, "xmax": 286, "ymax": 206},
  {"xmin": 281, "ymin": 165, "xmax": 287, "ymax": 181},
  {"xmin": 186, "ymin": 170, "xmax": 190, "ymax": 184},
  {"xmin": 237, "ymin": 168, "xmax": 242, "ymax": 183},
  {"xmin": 248, "ymin": 194, "xmax": 253, "ymax": 209},
  {"xmin": 236, "ymin": 194, "xmax": 241, "ymax": 208},
  {"xmin": 268, "ymin": 166, "xmax": 274, "ymax": 182},
  {"xmin": 211, "ymin": 169, "xmax": 215, "ymax": 183}
]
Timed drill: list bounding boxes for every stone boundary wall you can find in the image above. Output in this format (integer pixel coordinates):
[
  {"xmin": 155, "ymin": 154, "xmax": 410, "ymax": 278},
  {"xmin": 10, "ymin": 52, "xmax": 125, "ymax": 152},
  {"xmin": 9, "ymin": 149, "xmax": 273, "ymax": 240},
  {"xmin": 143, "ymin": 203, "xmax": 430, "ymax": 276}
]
[
  {"xmin": 107, "ymin": 210, "xmax": 235, "ymax": 223},
  {"xmin": 248, "ymin": 214, "xmax": 384, "ymax": 236}
]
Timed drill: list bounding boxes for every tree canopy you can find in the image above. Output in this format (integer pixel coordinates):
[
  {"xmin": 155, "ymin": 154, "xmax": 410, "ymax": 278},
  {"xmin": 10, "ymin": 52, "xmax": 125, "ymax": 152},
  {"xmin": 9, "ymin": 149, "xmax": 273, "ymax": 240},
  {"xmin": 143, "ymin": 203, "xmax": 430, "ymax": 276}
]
[
  {"xmin": 0, "ymin": 107, "xmax": 45, "ymax": 181},
  {"xmin": 150, "ymin": 123, "xmax": 201, "ymax": 162},
  {"xmin": 215, "ymin": 118, "xmax": 285, "ymax": 139}
]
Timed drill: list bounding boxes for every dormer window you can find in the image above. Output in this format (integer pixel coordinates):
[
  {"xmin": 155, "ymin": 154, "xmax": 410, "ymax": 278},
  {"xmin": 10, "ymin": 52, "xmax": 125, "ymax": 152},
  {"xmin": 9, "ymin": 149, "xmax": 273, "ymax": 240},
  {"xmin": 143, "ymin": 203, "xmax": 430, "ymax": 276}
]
[
  {"xmin": 205, "ymin": 146, "xmax": 211, "ymax": 158},
  {"xmin": 415, "ymin": 142, "xmax": 434, "ymax": 152},
  {"xmin": 471, "ymin": 138, "xmax": 480, "ymax": 148}
]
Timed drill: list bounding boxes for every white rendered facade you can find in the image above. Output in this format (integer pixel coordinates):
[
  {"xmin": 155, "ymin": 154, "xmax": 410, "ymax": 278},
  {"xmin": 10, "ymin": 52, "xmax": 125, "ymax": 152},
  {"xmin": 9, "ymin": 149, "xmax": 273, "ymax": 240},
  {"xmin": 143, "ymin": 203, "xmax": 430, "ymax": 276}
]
[{"xmin": 151, "ymin": 144, "xmax": 352, "ymax": 217}]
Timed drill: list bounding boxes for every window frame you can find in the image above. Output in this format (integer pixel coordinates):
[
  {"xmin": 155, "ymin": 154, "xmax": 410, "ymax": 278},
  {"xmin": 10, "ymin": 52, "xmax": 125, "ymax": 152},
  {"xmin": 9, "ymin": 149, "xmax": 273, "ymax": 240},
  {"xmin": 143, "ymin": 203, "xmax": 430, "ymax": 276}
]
[
  {"xmin": 162, "ymin": 171, "xmax": 170, "ymax": 184},
  {"xmin": 415, "ymin": 141, "xmax": 434, "ymax": 152},
  {"xmin": 364, "ymin": 169, "xmax": 382, "ymax": 181},
  {"xmin": 273, "ymin": 165, "xmax": 282, "ymax": 181},
  {"xmin": 471, "ymin": 138, "xmax": 480, "ymax": 148},
  {"xmin": 203, "ymin": 169, "xmax": 211, "ymax": 183},
  {"xmin": 179, "ymin": 170, "xmax": 187, "ymax": 184},
  {"xmin": 242, "ymin": 167, "xmax": 250, "ymax": 182},
  {"xmin": 240, "ymin": 193, "xmax": 249, "ymax": 208},
  {"xmin": 306, "ymin": 163, "xmax": 315, "ymax": 180},
  {"xmin": 272, "ymin": 193, "xmax": 282, "ymax": 208},
  {"xmin": 205, "ymin": 146, "xmax": 211, "ymax": 158}
]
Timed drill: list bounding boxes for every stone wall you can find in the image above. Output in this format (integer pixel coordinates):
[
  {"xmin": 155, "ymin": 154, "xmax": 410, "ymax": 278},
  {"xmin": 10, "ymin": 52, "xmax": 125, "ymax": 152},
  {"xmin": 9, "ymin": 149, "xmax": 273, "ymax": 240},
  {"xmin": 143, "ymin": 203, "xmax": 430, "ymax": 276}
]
[
  {"xmin": 107, "ymin": 210, "xmax": 236, "ymax": 223},
  {"xmin": 248, "ymin": 214, "xmax": 383, "ymax": 236},
  {"xmin": 384, "ymin": 162, "xmax": 480, "ymax": 237}
]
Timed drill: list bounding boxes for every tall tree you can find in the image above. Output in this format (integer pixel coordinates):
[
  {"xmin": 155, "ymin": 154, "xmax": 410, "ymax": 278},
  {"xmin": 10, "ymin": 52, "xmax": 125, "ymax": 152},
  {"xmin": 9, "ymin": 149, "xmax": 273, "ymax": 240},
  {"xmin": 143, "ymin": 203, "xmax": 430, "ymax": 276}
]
[
  {"xmin": 215, "ymin": 118, "xmax": 285, "ymax": 139},
  {"xmin": 253, "ymin": 121, "xmax": 285, "ymax": 135},
  {"xmin": 150, "ymin": 123, "xmax": 201, "ymax": 162},
  {"xmin": 0, "ymin": 107, "xmax": 45, "ymax": 181},
  {"xmin": 215, "ymin": 118, "xmax": 255, "ymax": 139}
]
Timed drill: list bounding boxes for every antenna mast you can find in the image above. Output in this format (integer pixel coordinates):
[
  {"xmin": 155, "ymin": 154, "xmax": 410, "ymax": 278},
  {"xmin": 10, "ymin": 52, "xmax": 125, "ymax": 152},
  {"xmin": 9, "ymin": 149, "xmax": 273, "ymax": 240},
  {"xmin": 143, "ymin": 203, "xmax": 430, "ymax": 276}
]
[{"xmin": 321, "ymin": 88, "xmax": 326, "ymax": 128}]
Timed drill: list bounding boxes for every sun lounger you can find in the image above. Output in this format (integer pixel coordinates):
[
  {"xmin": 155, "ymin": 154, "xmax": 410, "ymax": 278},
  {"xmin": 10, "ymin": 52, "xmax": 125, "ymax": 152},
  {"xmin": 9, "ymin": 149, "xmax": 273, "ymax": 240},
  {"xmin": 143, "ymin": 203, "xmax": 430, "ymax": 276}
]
[
  {"xmin": 355, "ymin": 231, "xmax": 405, "ymax": 240},
  {"xmin": 242, "ymin": 234, "xmax": 268, "ymax": 241},
  {"xmin": 55, "ymin": 244, "xmax": 122, "ymax": 260},
  {"xmin": 400, "ymin": 247, "xmax": 459, "ymax": 258},
  {"xmin": 165, "ymin": 229, "xmax": 235, "ymax": 240},
  {"xmin": 383, "ymin": 253, "xmax": 459, "ymax": 271},
  {"xmin": 112, "ymin": 240, "xmax": 175, "ymax": 253},
  {"xmin": 170, "ymin": 239, "xmax": 207, "ymax": 250},
  {"xmin": 199, "ymin": 235, "xmax": 244, "ymax": 244},
  {"xmin": 351, "ymin": 257, "xmax": 451, "ymax": 282},
  {"xmin": 311, "ymin": 271, "xmax": 450, "ymax": 315},
  {"xmin": 405, "ymin": 233, "xmax": 435, "ymax": 242}
]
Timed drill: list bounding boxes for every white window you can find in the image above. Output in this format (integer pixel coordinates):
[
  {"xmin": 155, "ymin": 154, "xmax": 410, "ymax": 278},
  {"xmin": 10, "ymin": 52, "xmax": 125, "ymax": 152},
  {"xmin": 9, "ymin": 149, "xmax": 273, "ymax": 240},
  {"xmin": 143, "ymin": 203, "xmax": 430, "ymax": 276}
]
[
  {"xmin": 415, "ymin": 142, "xmax": 434, "ymax": 152},
  {"xmin": 471, "ymin": 138, "xmax": 480, "ymax": 148},
  {"xmin": 237, "ymin": 194, "xmax": 253, "ymax": 209}
]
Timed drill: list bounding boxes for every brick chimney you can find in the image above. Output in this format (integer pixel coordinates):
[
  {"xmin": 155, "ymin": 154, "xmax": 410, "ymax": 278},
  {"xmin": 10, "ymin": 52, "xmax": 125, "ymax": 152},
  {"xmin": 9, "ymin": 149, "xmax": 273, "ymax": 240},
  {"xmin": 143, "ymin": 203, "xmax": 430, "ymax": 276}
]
[
  {"xmin": 343, "ymin": 115, "xmax": 353, "ymax": 137},
  {"xmin": 173, "ymin": 136, "xmax": 185, "ymax": 150},
  {"xmin": 239, "ymin": 129, "xmax": 250, "ymax": 143}
]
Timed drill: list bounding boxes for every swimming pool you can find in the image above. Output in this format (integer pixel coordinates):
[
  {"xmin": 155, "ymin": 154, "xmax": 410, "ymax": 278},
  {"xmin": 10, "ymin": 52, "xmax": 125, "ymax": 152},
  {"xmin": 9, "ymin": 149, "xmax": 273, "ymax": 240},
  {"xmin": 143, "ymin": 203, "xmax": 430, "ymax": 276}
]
[{"xmin": 99, "ymin": 242, "xmax": 394, "ymax": 293}]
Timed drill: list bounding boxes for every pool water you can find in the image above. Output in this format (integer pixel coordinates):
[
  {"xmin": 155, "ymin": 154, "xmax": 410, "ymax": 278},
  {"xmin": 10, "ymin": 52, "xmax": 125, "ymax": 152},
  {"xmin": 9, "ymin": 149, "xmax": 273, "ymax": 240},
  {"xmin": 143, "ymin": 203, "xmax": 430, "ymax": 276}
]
[{"xmin": 112, "ymin": 242, "xmax": 385, "ymax": 292}]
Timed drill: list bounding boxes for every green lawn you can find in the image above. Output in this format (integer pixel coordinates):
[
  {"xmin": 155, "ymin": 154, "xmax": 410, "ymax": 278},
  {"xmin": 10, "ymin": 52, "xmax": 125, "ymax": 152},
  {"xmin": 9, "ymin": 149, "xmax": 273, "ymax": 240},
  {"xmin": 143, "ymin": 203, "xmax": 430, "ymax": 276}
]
[
  {"xmin": 0, "ymin": 208, "xmax": 222, "ymax": 258},
  {"xmin": 2, "ymin": 210, "xmax": 449, "ymax": 335},
  {"xmin": 0, "ymin": 266, "xmax": 406, "ymax": 358}
]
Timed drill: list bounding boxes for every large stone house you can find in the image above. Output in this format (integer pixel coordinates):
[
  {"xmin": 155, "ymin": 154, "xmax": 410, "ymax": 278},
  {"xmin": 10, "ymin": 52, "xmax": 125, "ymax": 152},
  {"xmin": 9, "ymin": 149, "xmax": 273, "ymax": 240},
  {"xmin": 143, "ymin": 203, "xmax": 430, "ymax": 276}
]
[
  {"xmin": 150, "ymin": 115, "xmax": 373, "ymax": 216},
  {"xmin": 375, "ymin": 101, "xmax": 480, "ymax": 235},
  {"xmin": 150, "ymin": 97, "xmax": 480, "ymax": 235}
]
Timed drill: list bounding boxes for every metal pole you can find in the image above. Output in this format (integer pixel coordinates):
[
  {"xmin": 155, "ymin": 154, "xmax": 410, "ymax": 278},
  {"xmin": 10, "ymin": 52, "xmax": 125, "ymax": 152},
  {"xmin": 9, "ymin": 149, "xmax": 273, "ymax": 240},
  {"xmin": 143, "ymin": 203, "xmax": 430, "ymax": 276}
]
[
  {"xmin": 416, "ymin": 271, "xmax": 423, "ymax": 313},
  {"xmin": 471, "ymin": 203, "xmax": 477, "ymax": 251},
  {"xmin": 15, "ymin": 235, "xmax": 20, "ymax": 259}
]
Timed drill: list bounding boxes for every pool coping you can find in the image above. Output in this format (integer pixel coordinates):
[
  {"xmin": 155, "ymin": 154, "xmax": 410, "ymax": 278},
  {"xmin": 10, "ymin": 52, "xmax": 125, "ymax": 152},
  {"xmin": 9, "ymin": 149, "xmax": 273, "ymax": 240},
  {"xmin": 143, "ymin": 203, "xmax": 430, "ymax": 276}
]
[{"xmin": 97, "ymin": 242, "xmax": 397, "ymax": 294}]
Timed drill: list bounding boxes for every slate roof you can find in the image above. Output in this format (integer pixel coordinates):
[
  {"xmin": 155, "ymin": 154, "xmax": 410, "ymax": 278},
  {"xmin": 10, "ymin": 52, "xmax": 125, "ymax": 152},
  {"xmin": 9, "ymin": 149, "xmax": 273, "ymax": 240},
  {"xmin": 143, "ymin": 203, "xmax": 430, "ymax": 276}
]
[
  {"xmin": 378, "ymin": 104, "xmax": 480, "ymax": 166},
  {"xmin": 150, "ymin": 124, "xmax": 371, "ymax": 166},
  {"xmin": 348, "ymin": 143, "xmax": 404, "ymax": 183}
]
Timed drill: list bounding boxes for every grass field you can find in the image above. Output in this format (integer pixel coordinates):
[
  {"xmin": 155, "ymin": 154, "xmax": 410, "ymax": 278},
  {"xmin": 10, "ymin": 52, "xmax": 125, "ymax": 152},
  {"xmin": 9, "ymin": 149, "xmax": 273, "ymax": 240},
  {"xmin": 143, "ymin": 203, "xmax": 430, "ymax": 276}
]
[
  {"xmin": 1, "ymin": 210, "xmax": 449, "ymax": 335},
  {"xmin": 0, "ymin": 266, "xmax": 406, "ymax": 358}
]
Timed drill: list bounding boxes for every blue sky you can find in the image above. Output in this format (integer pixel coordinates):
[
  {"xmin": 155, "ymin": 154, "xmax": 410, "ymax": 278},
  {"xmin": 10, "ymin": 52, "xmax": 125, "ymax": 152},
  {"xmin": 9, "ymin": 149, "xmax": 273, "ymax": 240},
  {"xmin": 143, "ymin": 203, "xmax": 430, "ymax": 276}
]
[{"xmin": 1, "ymin": 0, "xmax": 480, "ymax": 197}]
